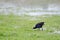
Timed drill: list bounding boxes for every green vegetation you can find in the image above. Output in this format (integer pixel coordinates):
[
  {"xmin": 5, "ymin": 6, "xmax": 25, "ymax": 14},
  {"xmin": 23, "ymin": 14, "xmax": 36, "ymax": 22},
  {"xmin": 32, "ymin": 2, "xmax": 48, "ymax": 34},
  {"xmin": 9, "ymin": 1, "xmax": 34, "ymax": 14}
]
[{"xmin": 0, "ymin": 14, "xmax": 60, "ymax": 40}]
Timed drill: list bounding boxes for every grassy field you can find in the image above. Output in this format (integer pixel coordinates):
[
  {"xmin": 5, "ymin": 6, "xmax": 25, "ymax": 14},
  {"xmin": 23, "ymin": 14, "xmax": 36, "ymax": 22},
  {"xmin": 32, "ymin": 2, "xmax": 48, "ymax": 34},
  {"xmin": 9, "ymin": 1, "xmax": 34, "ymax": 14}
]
[{"xmin": 0, "ymin": 14, "xmax": 60, "ymax": 40}]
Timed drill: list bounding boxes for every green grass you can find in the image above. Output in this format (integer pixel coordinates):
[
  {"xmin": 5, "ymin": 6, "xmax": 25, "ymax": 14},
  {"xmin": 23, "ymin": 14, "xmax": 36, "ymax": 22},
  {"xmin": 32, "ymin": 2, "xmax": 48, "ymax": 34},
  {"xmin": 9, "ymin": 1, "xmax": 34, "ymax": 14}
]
[{"xmin": 0, "ymin": 14, "xmax": 60, "ymax": 40}]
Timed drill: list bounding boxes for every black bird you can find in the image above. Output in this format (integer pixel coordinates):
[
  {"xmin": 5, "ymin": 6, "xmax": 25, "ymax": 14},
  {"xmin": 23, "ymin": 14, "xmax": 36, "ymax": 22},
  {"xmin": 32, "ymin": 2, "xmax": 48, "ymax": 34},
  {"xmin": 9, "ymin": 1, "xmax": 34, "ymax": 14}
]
[{"xmin": 33, "ymin": 22, "xmax": 44, "ymax": 30}]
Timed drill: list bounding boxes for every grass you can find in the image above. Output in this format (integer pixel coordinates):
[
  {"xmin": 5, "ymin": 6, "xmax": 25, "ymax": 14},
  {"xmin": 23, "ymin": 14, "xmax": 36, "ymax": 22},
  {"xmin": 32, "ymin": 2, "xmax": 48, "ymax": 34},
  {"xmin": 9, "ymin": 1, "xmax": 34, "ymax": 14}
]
[{"xmin": 0, "ymin": 14, "xmax": 60, "ymax": 40}]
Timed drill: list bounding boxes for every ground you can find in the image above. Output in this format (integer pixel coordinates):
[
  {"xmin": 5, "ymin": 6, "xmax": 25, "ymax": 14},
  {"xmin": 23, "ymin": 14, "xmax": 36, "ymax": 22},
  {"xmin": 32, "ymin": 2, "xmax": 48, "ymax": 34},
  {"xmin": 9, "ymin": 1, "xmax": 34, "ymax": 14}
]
[{"xmin": 0, "ymin": 14, "xmax": 60, "ymax": 40}]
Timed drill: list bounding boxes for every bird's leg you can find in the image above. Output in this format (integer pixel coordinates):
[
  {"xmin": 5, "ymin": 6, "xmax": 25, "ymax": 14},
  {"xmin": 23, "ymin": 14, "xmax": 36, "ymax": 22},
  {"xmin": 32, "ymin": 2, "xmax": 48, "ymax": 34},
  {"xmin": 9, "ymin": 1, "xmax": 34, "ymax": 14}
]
[
  {"xmin": 39, "ymin": 28, "xmax": 41, "ymax": 30},
  {"xmin": 42, "ymin": 28, "xmax": 43, "ymax": 31}
]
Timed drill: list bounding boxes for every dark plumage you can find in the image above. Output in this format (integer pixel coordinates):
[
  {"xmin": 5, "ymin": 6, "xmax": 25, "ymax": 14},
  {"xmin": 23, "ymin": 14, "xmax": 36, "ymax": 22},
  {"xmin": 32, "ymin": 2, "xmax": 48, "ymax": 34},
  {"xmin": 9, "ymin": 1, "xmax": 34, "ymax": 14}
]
[{"xmin": 33, "ymin": 22, "xmax": 44, "ymax": 30}]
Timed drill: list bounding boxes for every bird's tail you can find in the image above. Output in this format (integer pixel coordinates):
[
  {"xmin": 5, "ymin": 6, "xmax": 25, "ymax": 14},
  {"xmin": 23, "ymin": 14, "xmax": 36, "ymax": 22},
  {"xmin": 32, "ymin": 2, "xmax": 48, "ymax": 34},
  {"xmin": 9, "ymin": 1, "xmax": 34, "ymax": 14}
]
[{"xmin": 33, "ymin": 27, "xmax": 36, "ymax": 29}]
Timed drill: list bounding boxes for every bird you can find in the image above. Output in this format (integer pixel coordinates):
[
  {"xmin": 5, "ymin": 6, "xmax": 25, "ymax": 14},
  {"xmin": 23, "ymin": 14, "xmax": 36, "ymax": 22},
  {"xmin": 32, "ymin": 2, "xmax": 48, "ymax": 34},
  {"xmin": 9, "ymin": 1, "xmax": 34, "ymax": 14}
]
[{"xmin": 33, "ymin": 22, "xmax": 44, "ymax": 30}]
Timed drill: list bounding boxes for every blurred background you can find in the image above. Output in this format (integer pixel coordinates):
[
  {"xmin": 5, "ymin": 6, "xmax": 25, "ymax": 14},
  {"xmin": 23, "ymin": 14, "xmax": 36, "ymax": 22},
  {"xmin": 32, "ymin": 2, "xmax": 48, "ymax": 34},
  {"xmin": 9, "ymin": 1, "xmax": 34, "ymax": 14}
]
[
  {"xmin": 0, "ymin": 0, "xmax": 60, "ymax": 16},
  {"xmin": 0, "ymin": 0, "xmax": 60, "ymax": 40}
]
